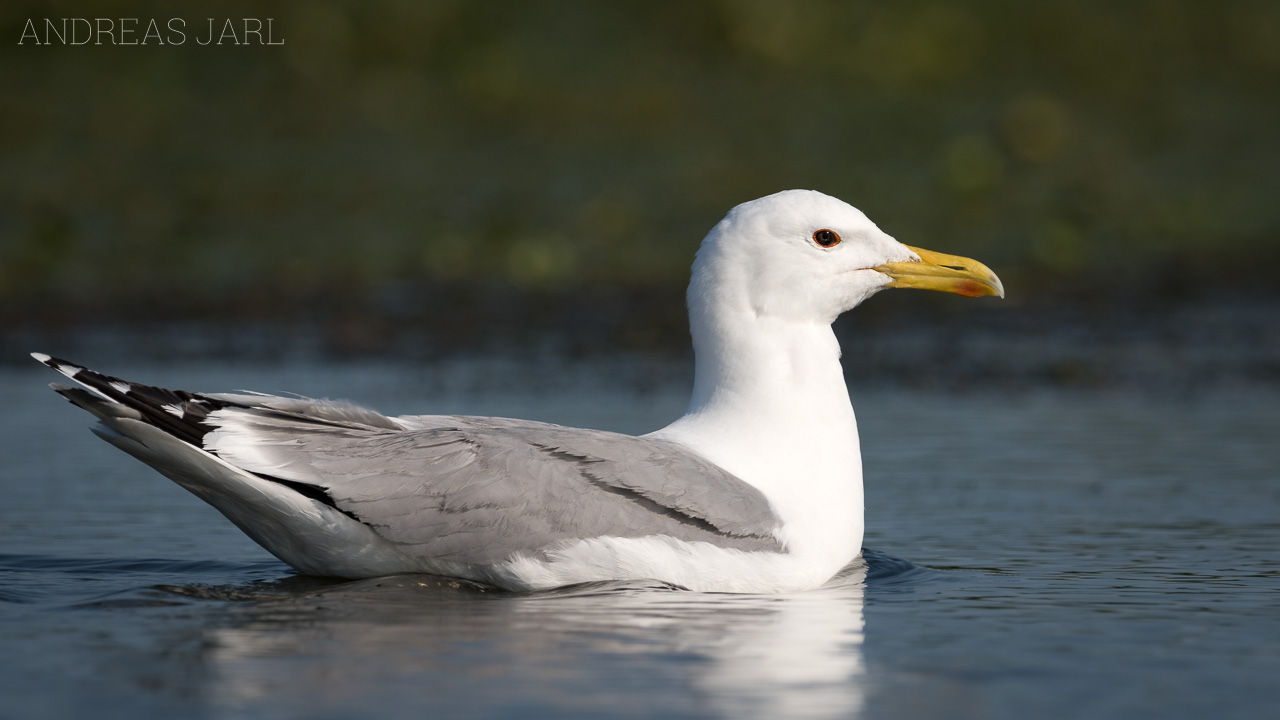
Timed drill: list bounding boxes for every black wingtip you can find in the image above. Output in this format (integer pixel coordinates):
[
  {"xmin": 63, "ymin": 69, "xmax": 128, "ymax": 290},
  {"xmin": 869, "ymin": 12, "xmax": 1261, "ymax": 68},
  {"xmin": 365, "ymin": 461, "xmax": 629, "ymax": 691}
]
[{"xmin": 32, "ymin": 354, "xmax": 225, "ymax": 447}]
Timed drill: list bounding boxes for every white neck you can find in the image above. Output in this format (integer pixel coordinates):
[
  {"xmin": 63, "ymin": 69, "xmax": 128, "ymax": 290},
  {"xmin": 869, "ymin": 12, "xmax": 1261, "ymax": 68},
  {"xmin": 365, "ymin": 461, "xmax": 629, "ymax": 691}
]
[{"xmin": 649, "ymin": 294, "xmax": 865, "ymax": 564}]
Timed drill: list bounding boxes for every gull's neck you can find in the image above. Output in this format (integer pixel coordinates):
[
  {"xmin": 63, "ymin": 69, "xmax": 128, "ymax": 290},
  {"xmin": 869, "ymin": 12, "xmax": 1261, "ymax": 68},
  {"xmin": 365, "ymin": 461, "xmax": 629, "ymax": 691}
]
[
  {"xmin": 650, "ymin": 289, "xmax": 865, "ymax": 561},
  {"xmin": 684, "ymin": 311, "xmax": 853, "ymax": 439}
]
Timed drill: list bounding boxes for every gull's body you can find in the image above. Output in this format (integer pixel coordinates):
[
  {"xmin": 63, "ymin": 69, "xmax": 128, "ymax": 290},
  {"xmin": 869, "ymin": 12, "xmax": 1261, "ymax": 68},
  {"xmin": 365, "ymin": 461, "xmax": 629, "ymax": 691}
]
[{"xmin": 36, "ymin": 190, "xmax": 1002, "ymax": 593}]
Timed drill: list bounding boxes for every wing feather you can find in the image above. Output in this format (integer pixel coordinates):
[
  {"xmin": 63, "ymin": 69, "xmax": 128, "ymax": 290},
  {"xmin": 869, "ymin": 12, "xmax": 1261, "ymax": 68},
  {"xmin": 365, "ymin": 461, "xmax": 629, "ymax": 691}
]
[{"xmin": 204, "ymin": 408, "xmax": 783, "ymax": 564}]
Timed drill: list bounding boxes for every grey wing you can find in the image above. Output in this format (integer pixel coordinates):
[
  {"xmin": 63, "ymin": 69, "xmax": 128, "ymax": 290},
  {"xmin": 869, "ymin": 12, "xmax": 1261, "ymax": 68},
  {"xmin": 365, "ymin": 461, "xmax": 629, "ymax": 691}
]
[{"xmin": 205, "ymin": 412, "xmax": 784, "ymax": 564}]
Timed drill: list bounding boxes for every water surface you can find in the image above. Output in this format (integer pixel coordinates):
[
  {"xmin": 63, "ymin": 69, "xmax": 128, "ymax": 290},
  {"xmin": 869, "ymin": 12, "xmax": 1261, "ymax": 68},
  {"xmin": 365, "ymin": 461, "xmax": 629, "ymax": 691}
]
[{"xmin": 2, "ymin": 360, "xmax": 1277, "ymax": 719}]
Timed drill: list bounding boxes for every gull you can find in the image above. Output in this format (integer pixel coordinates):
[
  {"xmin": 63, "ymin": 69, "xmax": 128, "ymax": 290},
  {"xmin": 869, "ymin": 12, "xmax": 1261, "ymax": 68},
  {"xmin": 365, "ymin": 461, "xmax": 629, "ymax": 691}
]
[{"xmin": 34, "ymin": 190, "xmax": 1003, "ymax": 593}]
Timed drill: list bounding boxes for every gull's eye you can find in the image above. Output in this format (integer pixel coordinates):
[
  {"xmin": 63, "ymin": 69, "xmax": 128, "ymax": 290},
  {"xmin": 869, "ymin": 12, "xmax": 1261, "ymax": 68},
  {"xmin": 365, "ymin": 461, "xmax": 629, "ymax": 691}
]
[{"xmin": 813, "ymin": 229, "xmax": 841, "ymax": 248}]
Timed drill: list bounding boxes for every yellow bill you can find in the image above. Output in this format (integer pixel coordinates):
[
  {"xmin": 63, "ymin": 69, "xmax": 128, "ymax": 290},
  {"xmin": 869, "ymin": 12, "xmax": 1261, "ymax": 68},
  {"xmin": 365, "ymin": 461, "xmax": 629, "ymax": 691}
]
[{"xmin": 874, "ymin": 245, "xmax": 1005, "ymax": 299}]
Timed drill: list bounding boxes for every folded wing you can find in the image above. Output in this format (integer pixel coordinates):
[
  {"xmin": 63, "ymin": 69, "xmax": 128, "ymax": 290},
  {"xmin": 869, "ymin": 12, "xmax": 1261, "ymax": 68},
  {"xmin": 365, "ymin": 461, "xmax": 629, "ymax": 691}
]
[
  {"xmin": 202, "ymin": 408, "xmax": 785, "ymax": 564},
  {"xmin": 34, "ymin": 353, "xmax": 785, "ymax": 571}
]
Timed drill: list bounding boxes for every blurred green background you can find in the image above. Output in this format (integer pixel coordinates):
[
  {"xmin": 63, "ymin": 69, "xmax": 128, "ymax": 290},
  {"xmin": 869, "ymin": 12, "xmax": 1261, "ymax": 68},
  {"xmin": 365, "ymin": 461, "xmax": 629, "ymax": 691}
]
[{"xmin": 2, "ymin": 0, "xmax": 1278, "ymax": 364}]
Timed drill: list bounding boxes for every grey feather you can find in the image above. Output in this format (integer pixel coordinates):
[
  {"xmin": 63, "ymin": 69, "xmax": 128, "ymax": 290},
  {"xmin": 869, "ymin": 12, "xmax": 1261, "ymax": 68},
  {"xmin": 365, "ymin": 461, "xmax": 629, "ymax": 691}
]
[
  {"xmin": 208, "ymin": 407, "xmax": 784, "ymax": 564},
  {"xmin": 203, "ymin": 392, "xmax": 405, "ymax": 430}
]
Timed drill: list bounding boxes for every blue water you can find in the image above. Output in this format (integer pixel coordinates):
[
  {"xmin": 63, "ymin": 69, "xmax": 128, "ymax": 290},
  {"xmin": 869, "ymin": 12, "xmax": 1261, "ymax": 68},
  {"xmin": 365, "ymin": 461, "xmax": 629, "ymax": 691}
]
[{"xmin": 2, "ymin": 359, "xmax": 1278, "ymax": 719}]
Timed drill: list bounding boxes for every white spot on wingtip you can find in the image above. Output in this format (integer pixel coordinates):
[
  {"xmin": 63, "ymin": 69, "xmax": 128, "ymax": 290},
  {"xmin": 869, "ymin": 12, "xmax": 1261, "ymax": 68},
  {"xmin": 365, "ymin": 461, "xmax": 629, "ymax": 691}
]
[
  {"xmin": 110, "ymin": 381, "xmax": 131, "ymax": 394},
  {"xmin": 31, "ymin": 352, "xmax": 51, "ymax": 363},
  {"xmin": 163, "ymin": 403, "xmax": 184, "ymax": 417}
]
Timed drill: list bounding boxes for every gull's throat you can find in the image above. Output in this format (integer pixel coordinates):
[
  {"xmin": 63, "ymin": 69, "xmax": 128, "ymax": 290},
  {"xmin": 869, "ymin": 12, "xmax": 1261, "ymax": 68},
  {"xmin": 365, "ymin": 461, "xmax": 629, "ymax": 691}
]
[{"xmin": 651, "ymin": 308, "xmax": 865, "ymax": 568}]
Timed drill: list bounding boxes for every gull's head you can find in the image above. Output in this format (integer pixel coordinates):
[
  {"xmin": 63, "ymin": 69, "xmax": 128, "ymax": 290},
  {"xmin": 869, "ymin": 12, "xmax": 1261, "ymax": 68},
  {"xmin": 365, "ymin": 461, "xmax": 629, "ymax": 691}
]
[{"xmin": 690, "ymin": 189, "xmax": 1004, "ymax": 325}]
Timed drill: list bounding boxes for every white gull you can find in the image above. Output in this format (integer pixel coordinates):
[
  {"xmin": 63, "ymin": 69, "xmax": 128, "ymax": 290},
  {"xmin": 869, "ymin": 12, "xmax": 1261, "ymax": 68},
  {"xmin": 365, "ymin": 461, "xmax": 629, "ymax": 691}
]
[{"xmin": 34, "ymin": 189, "xmax": 1003, "ymax": 593}]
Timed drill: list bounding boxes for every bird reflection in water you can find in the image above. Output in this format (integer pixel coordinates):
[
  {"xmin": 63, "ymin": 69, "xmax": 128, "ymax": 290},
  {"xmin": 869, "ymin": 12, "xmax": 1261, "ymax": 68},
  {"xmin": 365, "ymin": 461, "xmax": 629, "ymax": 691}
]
[{"xmin": 190, "ymin": 559, "xmax": 868, "ymax": 719}]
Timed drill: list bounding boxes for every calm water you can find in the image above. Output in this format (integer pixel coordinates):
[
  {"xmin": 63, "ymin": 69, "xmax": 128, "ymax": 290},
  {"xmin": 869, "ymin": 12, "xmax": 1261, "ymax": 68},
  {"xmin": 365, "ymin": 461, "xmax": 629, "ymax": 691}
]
[{"xmin": 2, "ymin": 359, "xmax": 1278, "ymax": 719}]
